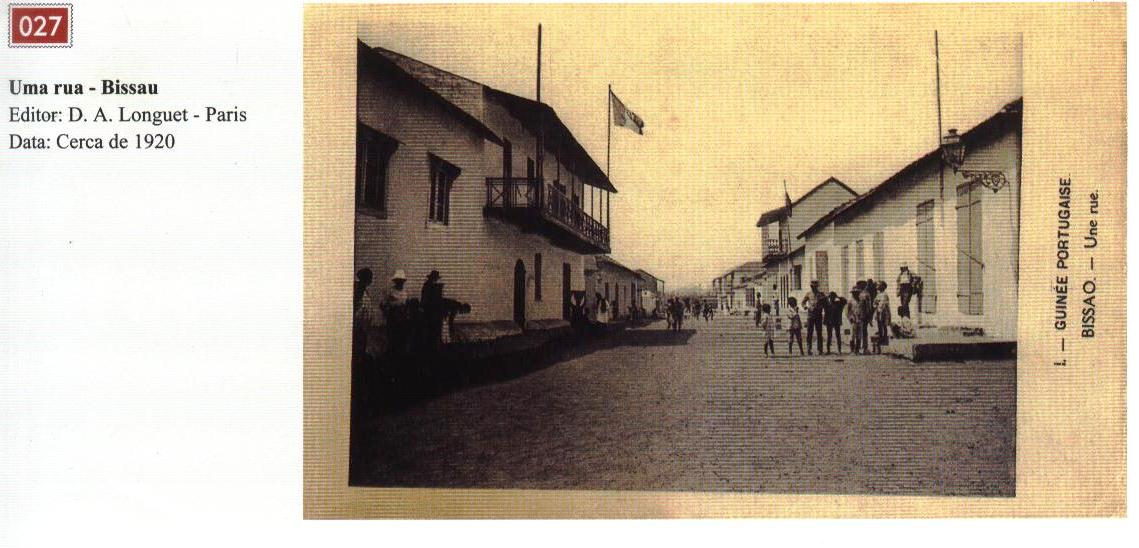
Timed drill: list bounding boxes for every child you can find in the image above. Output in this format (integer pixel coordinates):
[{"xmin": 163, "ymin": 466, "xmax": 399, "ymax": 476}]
[
  {"xmin": 785, "ymin": 296, "xmax": 804, "ymax": 356},
  {"xmin": 760, "ymin": 303, "xmax": 775, "ymax": 356}
]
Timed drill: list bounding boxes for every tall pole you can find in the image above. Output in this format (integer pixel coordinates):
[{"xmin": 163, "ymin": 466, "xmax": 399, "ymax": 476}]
[
  {"xmin": 935, "ymin": 30, "xmax": 944, "ymax": 198},
  {"xmin": 606, "ymin": 84, "xmax": 611, "ymax": 230},
  {"xmin": 536, "ymin": 24, "xmax": 543, "ymax": 183},
  {"xmin": 606, "ymin": 84, "xmax": 612, "ymax": 179}
]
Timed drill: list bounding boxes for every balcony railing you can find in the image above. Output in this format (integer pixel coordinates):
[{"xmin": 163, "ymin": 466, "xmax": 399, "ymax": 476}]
[
  {"xmin": 763, "ymin": 237, "xmax": 789, "ymax": 261},
  {"xmin": 485, "ymin": 177, "xmax": 610, "ymax": 253}
]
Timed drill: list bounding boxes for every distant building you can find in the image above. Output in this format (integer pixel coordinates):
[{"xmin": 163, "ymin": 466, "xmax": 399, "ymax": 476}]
[
  {"xmin": 635, "ymin": 269, "xmax": 665, "ymax": 315},
  {"xmin": 587, "ymin": 255, "xmax": 644, "ymax": 320},
  {"xmin": 712, "ymin": 261, "xmax": 765, "ymax": 315},
  {"xmin": 355, "ymin": 41, "xmax": 617, "ymax": 343},
  {"xmin": 799, "ymin": 99, "xmax": 1021, "ymax": 340},
  {"xmin": 756, "ymin": 177, "xmax": 858, "ymax": 313}
]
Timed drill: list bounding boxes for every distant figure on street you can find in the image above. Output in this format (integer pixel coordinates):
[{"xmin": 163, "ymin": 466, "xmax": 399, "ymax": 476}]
[
  {"xmin": 760, "ymin": 303, "xmax": 775, "ymax": 356},
  {"xmin": 874, "ymin": 281, "xmax": 891, "ymax": 353},
  {"xmin": 823, "ymin": 291, "xmax": 846, "ymax": 355},
  {"xmin": 857, "ymin": 280, "xmax": 874, "ymax": 354},
  {"xmin": 419, "ymin": 270, "xmax": 445, "ymax": 352},
  {"xmin": 671, "ymin": 298, "xmax": 685, "ymax": 331},
  {"xmin": 896, "ymin": 266, "xmax": 914, "ymax": 317},
  {"xmin": 847, "ymin": 283, "xmax": 861, "ymax": 353},
  {"xmin": 804, "ymin": 280, "xmax": 826, "ymax": 355},
  {"xmin": 353, "ymin": 268, "xmax": 376, "ymax": 361},
  {"xmin": 380, "ymin": 269, "xmax": 410, "ymax": 357},
  {"xmin": 785, "ymin": 296, "xmax": 804, "ymax": 356},
  {"xmin": 597, "ymin": 294, "xmax": 610, "ymax": 324}
]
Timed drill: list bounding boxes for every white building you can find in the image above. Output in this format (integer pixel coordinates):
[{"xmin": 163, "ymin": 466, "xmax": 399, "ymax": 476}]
[
  {"xmin": 799, "ymin": 99, "xmax": 1022, "ymax": 340},
  {"xmin": 635, "ymin": 269, "xmax": 665, "ymax": 316},
  {"xmin": 756, "ymin": 177, "xmax": 858, "ymax": 314},
  {"xmin": 355, "ymin": 42, "xmax": 618, "ymax": 342}
]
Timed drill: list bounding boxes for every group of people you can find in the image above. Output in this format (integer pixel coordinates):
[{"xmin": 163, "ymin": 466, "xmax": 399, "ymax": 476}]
[
  {"xmin": 758, "ymin": 267, "xmax": 921, "ymax": 357},
  {"xmin": 663, "ymin": 297, "xmax": 715, "ymax": 331},
  {"xmin": 352, "ymin": 267, "xmax": 470, "ymax": 361}
]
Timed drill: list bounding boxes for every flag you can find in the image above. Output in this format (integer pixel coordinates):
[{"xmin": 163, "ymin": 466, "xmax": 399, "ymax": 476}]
[{"xmin": 610, "ymin": 90, "xmax": 644, "ymax": 135}]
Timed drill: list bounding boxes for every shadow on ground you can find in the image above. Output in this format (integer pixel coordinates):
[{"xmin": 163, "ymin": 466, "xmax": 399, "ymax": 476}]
[{"xmin": 352, "ymin": 326, "xmax": 696, "ymax": 417}]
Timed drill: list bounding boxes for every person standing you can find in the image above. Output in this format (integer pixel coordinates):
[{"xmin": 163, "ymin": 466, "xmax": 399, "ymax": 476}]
[
  {"xmin": 846, "ymin": 284, "xmax": 862, "ymax": 354},
  {"xmin": 874, "ymin": 281, "xmax": 891, "ymax": 353},
  {"xmin": 824, "ymin": 291, "xmax": 846, "ymax": 355},
  {"xmin": 380, "ymin": 269, "xmax": 410, "ymax": 357},
  {"xmin": 353, "ymin": 268, "xmax": 376, "ymax": 362},
  {"xmin": 760, "ymin": 303, "xmax": 775, "ymax": 356},
  {"xmin": 420, "ymin": 270, "xmax": 445, "ymax": 352},
  {"xmin": 804, "ymin": 280, "xmax": 826, "ymax": 355},
  {"xmin": 857, "ymin": 280, "xmax": 874, "ymax": 354},
  {"xmin": 785, "ymin": 296, "xmax": 804, "ymax": 356},
  {"xmin": 896, "ymin": 266, "xmax": 914, "ymax": 316}
]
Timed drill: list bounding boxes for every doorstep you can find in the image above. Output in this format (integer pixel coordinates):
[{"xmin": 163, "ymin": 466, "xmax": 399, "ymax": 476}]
[{"xmin": 883, "ymin": 327, "xmax": 1017, "ymax": 362}]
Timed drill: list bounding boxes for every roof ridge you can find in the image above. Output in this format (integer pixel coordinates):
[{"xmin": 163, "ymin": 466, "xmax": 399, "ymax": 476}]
[{"xmin": 371, "ymin": 44, "xmax": 488, "ymax": 89}]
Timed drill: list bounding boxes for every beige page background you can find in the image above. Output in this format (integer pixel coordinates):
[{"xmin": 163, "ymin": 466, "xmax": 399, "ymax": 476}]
[{"xmin": 304, "ymin": 3, "xmax": 1125, "ymax": 518}]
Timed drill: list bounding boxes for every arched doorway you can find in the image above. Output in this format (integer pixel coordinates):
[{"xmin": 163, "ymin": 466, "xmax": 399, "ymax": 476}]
[{"xmin": 513, "ymin": 259, "xmax": 526, "ymax": 327}]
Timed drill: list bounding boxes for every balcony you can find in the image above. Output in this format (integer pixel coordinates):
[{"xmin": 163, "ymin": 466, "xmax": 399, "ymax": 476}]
[
  {"xmin": 762, "ymin": 237, "xmax": 789, "ymax": 263},
  {"xmin": 485, "ymin": 177, "xmax": 610, "ymax": 254}
]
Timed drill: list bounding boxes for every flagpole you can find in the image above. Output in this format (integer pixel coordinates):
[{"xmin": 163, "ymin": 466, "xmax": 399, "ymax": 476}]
[
  {"xmin": 536, "ymin": 24, "xmax": 543, "ymax": 183},
  {"xmin": 606, "ymin": 84, "xmax": 611, "ymax": 230},
  {"xmin": 935, "ymin": 30, "xmax": 943, "ymax": 198}
]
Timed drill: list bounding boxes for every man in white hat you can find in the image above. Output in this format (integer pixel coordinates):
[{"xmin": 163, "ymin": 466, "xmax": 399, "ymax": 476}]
[{"xmin": 381, "ymin": 269, "xmax": 409, "ymax": 356}]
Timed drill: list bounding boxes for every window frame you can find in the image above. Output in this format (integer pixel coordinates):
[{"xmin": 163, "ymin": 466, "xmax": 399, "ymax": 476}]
[
  {"xmin": 427, "ymin": 153, "xmax": 460, "ymax": 225},
  {"xmin": 356, "ymin": 122, "xmax": 398, "ymax": 217}
]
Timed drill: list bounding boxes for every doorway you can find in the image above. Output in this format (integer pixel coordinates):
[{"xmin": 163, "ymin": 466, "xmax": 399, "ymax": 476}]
[
  {"xmin": 514, "ymin": 259, "xmax": 526, "ymax": 327},
  {"xmin": 562, "ymin": 263, "xmax": 572, "ymax": 320}
]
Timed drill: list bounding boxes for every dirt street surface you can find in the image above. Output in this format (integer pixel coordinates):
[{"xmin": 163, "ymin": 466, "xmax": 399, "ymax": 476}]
[{"xmin": 351, "ymin": 315, "xmax": 1015, "ymax": 496}]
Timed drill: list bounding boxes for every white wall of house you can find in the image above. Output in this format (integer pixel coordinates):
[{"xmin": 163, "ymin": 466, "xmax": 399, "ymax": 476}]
[
  {"xmin": 802, "ymin": 130, "xmax": 1020, "ymax": 339},
  {"xmin": 355, "ymin": 63, "xmax": 588, "ymax": 327}
]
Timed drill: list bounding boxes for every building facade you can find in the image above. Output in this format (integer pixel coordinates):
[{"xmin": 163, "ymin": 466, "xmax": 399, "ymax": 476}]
[
  {"xmin": 799, "ymin": 99, "xmax": 1022, "ymax": 340},
  {"xmin": 712, "ymin": 261, "xmax": 765, "ymax": 315},
  {"xmin": 355, "ymin": 42, "xmax": 618, "ymax": 342},
  {"xmin": 635, "ymin": 269, "xmax": 664, "ymax": 316},
  {"xmin": 586, "ymin": 256, "xmax": 645, "ymax": 321},
  {"xmin": 756, "ymin": 177, "xmax": 858, "ymax": 313}
]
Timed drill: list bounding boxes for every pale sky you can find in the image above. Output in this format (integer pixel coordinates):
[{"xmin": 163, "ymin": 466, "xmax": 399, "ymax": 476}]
[{"xmin": 357, "ymin": 5, "xmax": 1022, "ymax": 290}]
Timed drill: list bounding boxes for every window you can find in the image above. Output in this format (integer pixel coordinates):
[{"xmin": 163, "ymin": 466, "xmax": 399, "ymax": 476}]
[
  {"xmin": 873, "ymin": 232, "xmax": 885, "ymax": 279},
  {"xmin": 792, "ymin": 264, "xmax": 802, "ymax": 291},
  {"xmin": 356, "ymin": 123, "xmax": 397, "ymax": 213},
  {"xmin": 534, "ymin": 253, "xmax": 543, "ymax": 301},
  {"xmin": 840, "ymin": 245, "xmax": 850, "ymax": 294},
  {"xmin": 916, "ymin": 200, "xmax": 937, "ymax": 314},
  {"xmin": 855, "ymin": 240, "xmax": 865, "ymax": 280},
  {"xmin": 956, "ymin": 182, "xmax": 984, "ymax": 315},
  {"xmin": 815, "ymin": 250, "xmax": 829, "ymax": 293},
  {"xmin": 428, "ymin": 154, "xmax": 459, "ymax": 225}
]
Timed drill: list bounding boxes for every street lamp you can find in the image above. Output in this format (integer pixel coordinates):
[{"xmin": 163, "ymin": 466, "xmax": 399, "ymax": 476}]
[
  {"xmin": 941, "ymin": 127, "xmax": 1009, "ymax": 193},
  {"xmin": 940, "ymin": 128, "xmax": 965, "ymax": 172}
]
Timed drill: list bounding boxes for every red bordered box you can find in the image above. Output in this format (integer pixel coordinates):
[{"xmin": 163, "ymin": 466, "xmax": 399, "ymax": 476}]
[{"xmin": 9, "ymin": 4, "xmax": 72, "ymax": 47}]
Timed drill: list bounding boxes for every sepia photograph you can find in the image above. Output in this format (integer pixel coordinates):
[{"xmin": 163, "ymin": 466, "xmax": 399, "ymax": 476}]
[
  {"xmin": 345, "ymin": 6, "xmax": 1019, "ymax": 497},
  {"xmin": 303, "ymin": 3, "xmax": 1124, "ymax": 518}
]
